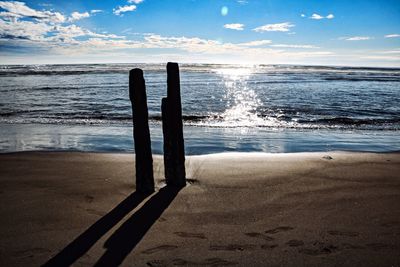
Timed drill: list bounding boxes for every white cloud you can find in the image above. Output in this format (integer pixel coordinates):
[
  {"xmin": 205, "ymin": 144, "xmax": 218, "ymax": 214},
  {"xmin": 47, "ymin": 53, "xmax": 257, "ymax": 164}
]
[
  {"xmin": 361, "ymin": 55, "xmax": 400, "ymax": 61},
  {"xmin": 237, "ymin": 0, "xmax": 248, "ymax": 4},
  {"xmin": 238, "ymin": 40, "xmax": 272, "ymax": 46},
  {"xmin": 0, "ymin": 1, "xmax": 65, "ymax": 23},
  {"xmin": 0, "ymin": 1, "xmax": 126, "ymax": 43},
  {"xmin": 69, "ymin": 11, "xmax": 90, "ymax": 22},
  {"xmin": 385, "ymin": 34, "xmax": 400, "ymax": 38},
  {"xmin": 0, "ymin": 28, "xmax": 335, "ymax": 64},
  {"xmin": 136, "ymin": 34, "xmax": 332, "ymax": 60},
  {"xmin": 121, "ymin": 28, "xmax": 133, "ymax": 34},
  {"xmin": 90, "ymin": 10, "xmax": 103, "ymax": 14},
  {"xmin": 326, "ymin": 14, "xmax": 334, "ymax": 19},
  {"xmin": 310, "ymin": 13, "xmax": 334, "ymax": 20},
  {"xmin": 224, "ymin": 23, "xmax": 244, "ymax": 31},
  {"xmin": 378, "ymin": 50, "xmax": 400, "ymax": 54},
  {"xmin": 0, "ymin": 18, "xmax": 51, "ymax": 40},
  {"xmin": 113, "ymin": 5, "xmax": 137, "ymax": 16},
  {"xmin": 40, "ymin": 33, "xmax": 321, "ymax": 58},
  {"xmin": 50, "ymin": 25, "xmax": 124, "ymax": 41},
  {"xmin": 301, "ymin": 14, "xmax": 306, "ymax": 18},
  {"xmin": 342, "ymin": 36, "xmax": 372, "ymax": 41},
  {"xmin": 127, "ymin": 0, "xmax": 143, "ymax": 3},
  {"xmin": 271, "ymin": 44, "xmax": 318, "ymax": 49},
  {"xmin": 52, "ymin": 24, "xmax": 86, "ymax": 40},
  {"xmin": 38, "ymin": 3, "xmax": 52, "ymax": 7},
  {"xmin": 310, "ymin": 13, "xmax": 324, "ymax": 20},
  {"xmin": 0, "ymin": 20, "xmax": 124, "ymax": 43},
  {"xmin": 253, "ymin": 22, "xmax": 294, "ymax": 32},
  {"xmin": 0, "ymin": 2, "xmax": 124, "ymax": 43}
]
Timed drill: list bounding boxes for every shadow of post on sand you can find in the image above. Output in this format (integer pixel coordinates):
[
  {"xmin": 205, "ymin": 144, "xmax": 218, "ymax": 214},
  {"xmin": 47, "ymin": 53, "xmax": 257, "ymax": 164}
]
[
  {"xmin": 42, "ymin": 191, "xmax": 150, "ymax": 267},
  {"xmin": 94, "ymin": 185, "xmax": 182, "ymax": 267},
  {"xmin": 43, "ymin": 186, "xmax": 182, "ymax": 267}
]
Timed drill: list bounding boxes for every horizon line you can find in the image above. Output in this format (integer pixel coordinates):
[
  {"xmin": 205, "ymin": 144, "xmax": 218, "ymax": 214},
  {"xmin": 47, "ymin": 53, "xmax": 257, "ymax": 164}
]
[{"xmin": 1, "ymin": 61, "xmax": 400, "ymax": 69}]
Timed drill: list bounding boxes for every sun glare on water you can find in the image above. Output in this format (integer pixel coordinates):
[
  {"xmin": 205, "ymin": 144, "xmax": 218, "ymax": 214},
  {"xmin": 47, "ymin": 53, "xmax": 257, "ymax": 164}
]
[{"xmin": 211, "ymin": 67, "xmax": 275, "ymax": 127}]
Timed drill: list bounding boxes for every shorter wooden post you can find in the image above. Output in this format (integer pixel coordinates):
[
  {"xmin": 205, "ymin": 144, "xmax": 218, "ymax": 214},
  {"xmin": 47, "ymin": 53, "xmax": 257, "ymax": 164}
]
[
  {"xmin": 162, "ymin": 62, "xmax": 186, "ymax": 187},
  {"xmin": 162, "ymin": 97, "xmax": 174, "ymax": 183},
  {"xmin": 129, "ymin": 68, "xmax": 154, "ymax": 193}
]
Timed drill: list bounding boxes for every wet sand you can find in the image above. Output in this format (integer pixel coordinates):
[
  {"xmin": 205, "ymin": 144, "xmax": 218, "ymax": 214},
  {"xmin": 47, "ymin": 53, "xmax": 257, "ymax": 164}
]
[{"xmin": 0, "ymin": 151, "xmax": 399, "ymax": 266}]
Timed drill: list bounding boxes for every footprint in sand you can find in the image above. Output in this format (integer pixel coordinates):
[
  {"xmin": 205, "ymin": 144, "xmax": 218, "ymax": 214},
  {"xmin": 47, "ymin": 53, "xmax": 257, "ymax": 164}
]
[
  {"xmin": 299, "ymin": 248, "xmax": 333, "ymax": 256},
  {"xmin": 327, "ymin": 230, "xmax": 359, "ymax": 237},
  {"xmin": 86, "ymin": 208, "xmax": 106, "ymax": 217},
  {"xmin": 261, "ymin": 244, "xmax": 279, "ymax": 250},
  {"xmin": 142, "ymin": 245, "xmax": 178, "ymax": 255},
  {"xmin": 244, "ymin": 232, "xmax": 278, "ymax": 250},
  {"xmin": 265, "ymin": 226, "xmax": 294, "ymax": 234},
  {"xmin": 174, "ymin": 232, "xmax": 207, "ymax": 239},
  {"xmin": 244, "ymin": 232, "xmax": 274, "ymax": 241},
  {"xmin": 286, "ymin": 240, "xmax": 304, "ymax": 247},
  {"xmin": 14, "ymin": 247, "xmax": 51, "ymax": 258},
  {"xmin": 299, "ymin": 241, "xmax": 338, "ymax": 256},
  {"xmin": 366, "ymin": 243, "xmax": 396, "ymax": 251},
  {"xmin": 186, "ymin": 178, "xmax": 200, "ymax": 185},
  {"xmin": 209, "ymin": 244, "xmax": 256, "ymax": 251},
  {"xmin": 84, "ymin": 195, "xmax": 94, "ymax": 203},
  {"xmin": 158, "ymin": 217, "xmax": 167, "ymax": 222},
  {"xmin": 380, "ymin": 221, "xmax": 399, "ymax": 228},
  {"xmin": 147, "ymin": 260, "xmax": 167, "ymax": 267},
  {"xmin": 172, "ymin": 257, "xmax": 237, "ymax": 266},
  {"xmin": 341, "ymin": 243, "xmax": 364, "ymax": 250}
]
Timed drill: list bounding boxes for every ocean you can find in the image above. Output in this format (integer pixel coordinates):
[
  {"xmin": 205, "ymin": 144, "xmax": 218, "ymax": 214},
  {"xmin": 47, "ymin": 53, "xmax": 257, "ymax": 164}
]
[{"xmin": 0, "ymin": 63, "xmax": 399, "ymax": 154}]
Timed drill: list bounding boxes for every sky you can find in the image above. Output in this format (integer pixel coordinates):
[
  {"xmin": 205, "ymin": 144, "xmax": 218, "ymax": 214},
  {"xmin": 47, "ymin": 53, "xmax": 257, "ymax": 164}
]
[{"xmin": 0, "ymin": 0, "xmax": 399, "ymax": 66}]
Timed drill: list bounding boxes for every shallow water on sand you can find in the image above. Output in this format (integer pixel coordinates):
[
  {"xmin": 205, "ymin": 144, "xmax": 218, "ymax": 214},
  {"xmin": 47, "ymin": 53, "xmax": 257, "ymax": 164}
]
[{"xmin": 1, "ymin": 123, "xmax": 399, "ymax": 154}]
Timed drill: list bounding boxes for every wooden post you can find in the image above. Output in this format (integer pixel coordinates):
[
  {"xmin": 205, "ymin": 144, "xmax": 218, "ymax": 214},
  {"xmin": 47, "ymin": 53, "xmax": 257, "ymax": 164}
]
[
  {"xmin": 162, "ymin": 62, "xmax": 186, "ymax": 187},
  {"xmin": 161, "ymin": 97, "xmax": 173, "ymax": 182},
  {"xmin": 129, "ymin": 68, "xmax": 154, "ymax": 193}
]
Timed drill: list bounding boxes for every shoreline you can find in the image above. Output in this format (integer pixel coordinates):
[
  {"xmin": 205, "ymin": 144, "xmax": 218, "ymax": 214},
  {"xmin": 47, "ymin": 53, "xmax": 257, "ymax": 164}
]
[
  {"xmin": 1, "ymin": 123, "xmax": 399, "ymax": 154},
  {"xmin": 1, "ymin": 151, "xmax": 399, "ymax": 266},
  {"xmin": 2, "ymin": 149, "xmax": 400, "ymax": 155}
]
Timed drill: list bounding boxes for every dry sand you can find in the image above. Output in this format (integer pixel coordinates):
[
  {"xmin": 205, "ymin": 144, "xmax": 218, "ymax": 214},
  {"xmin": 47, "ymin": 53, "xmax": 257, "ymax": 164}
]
[{"xmin": 0, "ymin": 151, "xmax": 399, "ymax": 266}]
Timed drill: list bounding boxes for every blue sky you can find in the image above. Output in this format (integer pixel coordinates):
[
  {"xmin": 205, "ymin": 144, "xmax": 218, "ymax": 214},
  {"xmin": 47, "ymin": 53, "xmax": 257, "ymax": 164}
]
[{"xmin": 0, "ymin": 0, "xmax": 399, "ymax": 66}]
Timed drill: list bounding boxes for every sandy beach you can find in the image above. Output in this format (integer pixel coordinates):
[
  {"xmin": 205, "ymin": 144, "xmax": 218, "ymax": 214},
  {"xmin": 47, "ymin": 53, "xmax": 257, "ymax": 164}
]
[{"xmin": 0, "ymin": 151, "xmax": 399, "ymax": 266}]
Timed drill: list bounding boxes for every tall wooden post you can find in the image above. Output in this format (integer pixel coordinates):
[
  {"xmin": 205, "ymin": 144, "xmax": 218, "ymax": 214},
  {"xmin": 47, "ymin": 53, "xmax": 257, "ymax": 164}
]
[
  {"xmin": 129, "ymin": 68, "xmax": 154, "ymax": 193},
  {"xmin": 162, "ymin": 62, "xmax": 186, "ymax": 187}
]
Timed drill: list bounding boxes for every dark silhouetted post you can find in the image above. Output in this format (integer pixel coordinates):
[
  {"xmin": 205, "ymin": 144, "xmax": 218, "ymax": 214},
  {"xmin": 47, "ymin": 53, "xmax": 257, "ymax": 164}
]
[
  {"xmin": 162, "ymin": 62, "xmax": 186, "ymax": 187},
  {"xmin": 129, "ymin": 68, "xmax": 154, "ymax": 193},
  {"xmin": 161, "ymin": 98, "xmax": 173, "ymax": 182}
]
